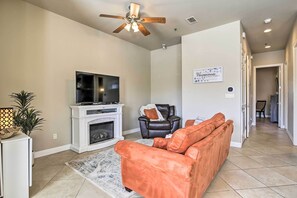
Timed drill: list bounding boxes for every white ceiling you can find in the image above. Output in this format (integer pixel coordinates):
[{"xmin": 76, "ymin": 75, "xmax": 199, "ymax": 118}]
[{"xmin": 24, "ymin": 0, "xmax": 297, "ymax": 53}]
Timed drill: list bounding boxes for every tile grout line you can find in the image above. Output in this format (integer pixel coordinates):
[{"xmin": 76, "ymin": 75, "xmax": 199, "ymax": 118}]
[{"xmin": 75, "ymin": 179, "xmax": 87, "ymax": 198}]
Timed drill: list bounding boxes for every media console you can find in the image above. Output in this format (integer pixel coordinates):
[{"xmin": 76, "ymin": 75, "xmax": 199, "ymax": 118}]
[{"xmin": 70, "ymin": 104, "xmax": 124, "ymax": 153}]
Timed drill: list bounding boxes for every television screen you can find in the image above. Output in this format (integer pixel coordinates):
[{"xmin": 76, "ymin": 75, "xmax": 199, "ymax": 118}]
[{"xmin": 76, "ymin": 71, "xmax": 120, "ymax": 104}]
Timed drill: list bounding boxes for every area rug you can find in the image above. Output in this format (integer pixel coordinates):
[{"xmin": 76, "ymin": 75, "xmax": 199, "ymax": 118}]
[{"xmin": 66, "ymin": 139, "xmax": 153, "ymax": 198}]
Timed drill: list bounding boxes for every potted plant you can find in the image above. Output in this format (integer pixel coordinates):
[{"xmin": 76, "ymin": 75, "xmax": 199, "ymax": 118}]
[{"xmin": 10, "ymin": 90, "xmax": 44, "ymax": 165}]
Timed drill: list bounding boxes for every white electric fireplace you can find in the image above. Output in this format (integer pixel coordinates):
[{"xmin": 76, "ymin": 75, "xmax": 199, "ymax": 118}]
[{"xmin": 70, "ymin": 104, "xmax": 124, "ymax": 153}]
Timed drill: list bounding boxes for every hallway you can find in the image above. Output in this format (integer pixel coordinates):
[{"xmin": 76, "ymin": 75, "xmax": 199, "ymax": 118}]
[{"xmin": 204, "ymin": 118, "xmax": 297, "ymax": 197}]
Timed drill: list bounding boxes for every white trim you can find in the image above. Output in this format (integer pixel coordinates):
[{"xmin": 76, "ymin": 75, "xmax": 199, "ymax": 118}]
[
  {"xmin": 286, "ymin": 130, "xmax": 294, "ymax": 145},
  {"xmin": 252, "ymin": 63, "xmax": 286, "ymax": 129},
  {"xmin": 34, "ymin": 144, "xmax": 71, "ymax": 158},
  {"xmin": 293, "ymin": 44, "xmax": 297, "ymax": 145},
  {"xmin": 284, "ymin": 63, "xmax": 289, "ymax": 129},
  {"xmin": 230, "ymin": 141, "xmax": 242, "ymax": 148},
  {"xmin": 123, "ymin": 128, "xmax": 140, "ymax": 135}
]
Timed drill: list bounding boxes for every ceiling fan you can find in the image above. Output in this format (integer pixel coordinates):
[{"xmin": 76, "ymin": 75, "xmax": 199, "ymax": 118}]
[{"xmin": 99, "ymin": 3, "xmax": 166, "ymax": 36}]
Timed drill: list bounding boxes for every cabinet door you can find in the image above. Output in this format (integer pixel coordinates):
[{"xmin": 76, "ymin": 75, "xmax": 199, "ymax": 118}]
[{"xmin": 2, "ymin": 140, "xmax": 29, "ymax": 198}]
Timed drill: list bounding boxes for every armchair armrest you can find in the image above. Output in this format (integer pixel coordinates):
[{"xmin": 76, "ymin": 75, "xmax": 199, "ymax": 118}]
[
  {"xmin": 138, "ymin": 116, "xmax": 149, "ymax": 122},
  {"xmin": 168, "ymin": 115, "xmax": 181, "ymax": 122},
  {"xmin": 115, "ymin": 140, "xmax": 195, "ymax": 179}
]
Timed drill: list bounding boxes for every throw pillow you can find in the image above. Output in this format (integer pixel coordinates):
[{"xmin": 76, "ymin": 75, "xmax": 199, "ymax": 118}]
[
  {"xmin": 153, "ymin": 138, "xmax": 169, "ymax": 149},
  {"xmin": 139, "ymin": 104, "xmax": 165, "ymax": 121},
  {"xmin": 144, "ymin": 108, "xmax": 159, "ymax": 119}
]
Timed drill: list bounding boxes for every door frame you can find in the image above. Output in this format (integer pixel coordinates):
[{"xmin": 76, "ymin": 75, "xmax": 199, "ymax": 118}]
[
  {"xmin": 293, "ymin": 44, "xmax": 297, "ymax": 145},
  {"xmin": 252, "ymin": 63, "xmax": 286, "ymax": 128}
]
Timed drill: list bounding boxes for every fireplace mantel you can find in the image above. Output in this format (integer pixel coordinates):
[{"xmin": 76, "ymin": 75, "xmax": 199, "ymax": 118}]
[{"xmin": 70, "ymin": 104, "xmax": 124, "ymax": 153}]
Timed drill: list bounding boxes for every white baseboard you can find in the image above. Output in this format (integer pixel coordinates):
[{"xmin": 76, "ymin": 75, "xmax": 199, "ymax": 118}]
[
  {"xmin": 34, "ymin": 144, "xmax": 71, "ymax": 158},
  {"xmin": 230, "ymin": 141, "xmax": 242, "ymax": 148},
  {"xmin": 123, "ymin": 128, "xmax": 140, "ymax": 135},
  {"xmin": 286, "ymin": 130, "xmax": 294, "ymax": 143}
]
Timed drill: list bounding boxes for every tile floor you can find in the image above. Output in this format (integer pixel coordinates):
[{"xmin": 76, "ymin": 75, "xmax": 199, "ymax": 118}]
[{"xmin": 31, "ymin": 118, "xmax": 297, "ymax": 198}]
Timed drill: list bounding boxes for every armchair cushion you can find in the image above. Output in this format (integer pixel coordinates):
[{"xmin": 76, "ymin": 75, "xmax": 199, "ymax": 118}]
[
  {"xmin": 156, "ymin": 104, "xmax": 170, "ymax": 120},
  {"xmin": 115, "ymin": 140, "xmax": 195, "ymax": 179},
  {"xmin": 148, "ymin": 121, "xmax": 171, "ymax": 130}
]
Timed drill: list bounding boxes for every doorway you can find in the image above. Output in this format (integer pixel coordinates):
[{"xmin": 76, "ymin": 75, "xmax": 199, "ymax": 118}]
[{"xmin": 253, "ymin": 64, "xmax": 286, "ymax": 129}]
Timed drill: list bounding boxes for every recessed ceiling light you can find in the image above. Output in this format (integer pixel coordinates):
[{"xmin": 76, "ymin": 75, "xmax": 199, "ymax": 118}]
[
  {"xmin": 265, "ymin": 44, "xmax": 271, "ymax": 49},
  {"xmin": 264, "ymin": 18, "xmax": 272, "ymax": 24},
  {"xmin": 264, "ymin": 28, "xmax": 272, "ymax": 33}
]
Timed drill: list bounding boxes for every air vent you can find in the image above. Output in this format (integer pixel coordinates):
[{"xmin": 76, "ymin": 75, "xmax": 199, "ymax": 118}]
[{"xmin": 186, "ymin": 16, "xmax": 198, "ymax": 24}]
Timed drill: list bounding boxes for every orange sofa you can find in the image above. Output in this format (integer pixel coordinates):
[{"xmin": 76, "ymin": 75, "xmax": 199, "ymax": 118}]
[{"xmin": 115, "ymin": 113, "xmax": 234, "ymax": 198}]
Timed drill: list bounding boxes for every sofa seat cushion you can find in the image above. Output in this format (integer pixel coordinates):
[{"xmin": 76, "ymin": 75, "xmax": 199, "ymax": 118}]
[
  {"xmin": 167, "ymin": 119, "xmax": 216, "ymax": 154},
  {"xmin": 148, "ymin": 121, "xmax": 171, "ymax": 130}
]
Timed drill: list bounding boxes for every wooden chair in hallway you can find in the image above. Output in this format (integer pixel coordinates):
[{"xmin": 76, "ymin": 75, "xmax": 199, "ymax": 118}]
[{"xmin": 256, "ymin": 100, "xmax": 266, "ymax": 118}]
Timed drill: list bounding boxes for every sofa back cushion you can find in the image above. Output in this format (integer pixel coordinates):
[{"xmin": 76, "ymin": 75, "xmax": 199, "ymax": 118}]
[
  {"xmin": 211, "ymin": 113, "xmax": 225, "ymax": 128},
  {"xmin": 167, "ymin": 120, "xmax": 216, "ymax": 153},
  {"xmin": 166, "ymin": 113, "xmax": 225, "ymax": 154}
]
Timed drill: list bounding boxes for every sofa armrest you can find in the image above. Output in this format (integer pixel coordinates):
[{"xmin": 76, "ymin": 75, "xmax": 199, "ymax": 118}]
[
  {"xmin": 185, "ymin": 120, "xmax": 195, "ymax": 127},
  {"xmin": 115, "ymin": 140, "xmax": 195, "ymax": 179}
]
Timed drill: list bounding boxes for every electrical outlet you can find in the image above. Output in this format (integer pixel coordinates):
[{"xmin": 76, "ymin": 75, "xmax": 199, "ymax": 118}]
[{"xmin": 53, "ymin": 133, "xmax": 58, "ymax": 139}]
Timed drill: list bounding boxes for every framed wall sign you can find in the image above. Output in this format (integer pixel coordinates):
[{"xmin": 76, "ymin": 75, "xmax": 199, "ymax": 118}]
[{"xmin": 193, "ymin": 66, "xmax": 223, "ymax": 83}]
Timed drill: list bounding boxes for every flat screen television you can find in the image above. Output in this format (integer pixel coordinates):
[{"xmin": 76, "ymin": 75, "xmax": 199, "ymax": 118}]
[{"xmin": 76, "ymin": 71, "xmax": 120, "ymax": 105}]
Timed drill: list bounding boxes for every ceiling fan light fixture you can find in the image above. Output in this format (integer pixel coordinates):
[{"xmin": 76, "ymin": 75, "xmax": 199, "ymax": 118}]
[
  {"xmin": 124, "ymin": 23, "xmax": 131, "ymax": 31},
  {"xmin": 132, "ymin": 22, "xmax": 139, "ymax": 32}
]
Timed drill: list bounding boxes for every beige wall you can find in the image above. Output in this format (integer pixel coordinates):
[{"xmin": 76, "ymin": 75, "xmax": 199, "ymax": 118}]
[
  {"xmin": 150, "ymin": 44, "xmax": 182, "ymax": 116},
  {"xmin": 182, "ymin": 21, "xmax": 242, "ymax": 144},
  {"xmin": 256, "ymin": 67, "xmax": 278, "ymax": 116},
  {"xmin": 285, "ymin": 16, "xmax": 297, "ymax": 143},
  {"xmin": 253, "ymin": 50, "xmax": 285, "ymax": 66},
  {"xmin": 0, "ymin": 0, "xmax": 151, "ymax": 151}
]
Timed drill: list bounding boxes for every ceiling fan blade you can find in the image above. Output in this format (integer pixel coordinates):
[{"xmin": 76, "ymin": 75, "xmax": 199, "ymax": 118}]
[
  {"xmin": 130, "ymin": 3, "xmax": 140, "ymax": 18},
  {"xmin": 113, "ymin": 23, "xmax": 127, "ymax": 33},
  {"xmin": 99, "ymin": 14, "xmax": 124, "ymax": 20},
  {"xmin": 138, "ymin": 24, "xmax": 150, "ymax": 36},
  {"xmin": 141, "ymin": 17, "xmax": 166, "ymax": 24}
]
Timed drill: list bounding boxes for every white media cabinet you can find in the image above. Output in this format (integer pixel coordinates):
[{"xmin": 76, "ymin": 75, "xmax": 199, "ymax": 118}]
[
  {"xmin": 0, "ymin": 133, "xmax": 32, "ymax": 198},
  {"xmin": 70, "ymin": 104, "xmax": 124, "ymax": 153}
]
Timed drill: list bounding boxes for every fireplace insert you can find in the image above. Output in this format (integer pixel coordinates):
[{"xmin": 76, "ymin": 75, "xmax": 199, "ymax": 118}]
[{"xmin": 89, "ymin": 121, "xmax": 114, "ymax": 144}]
